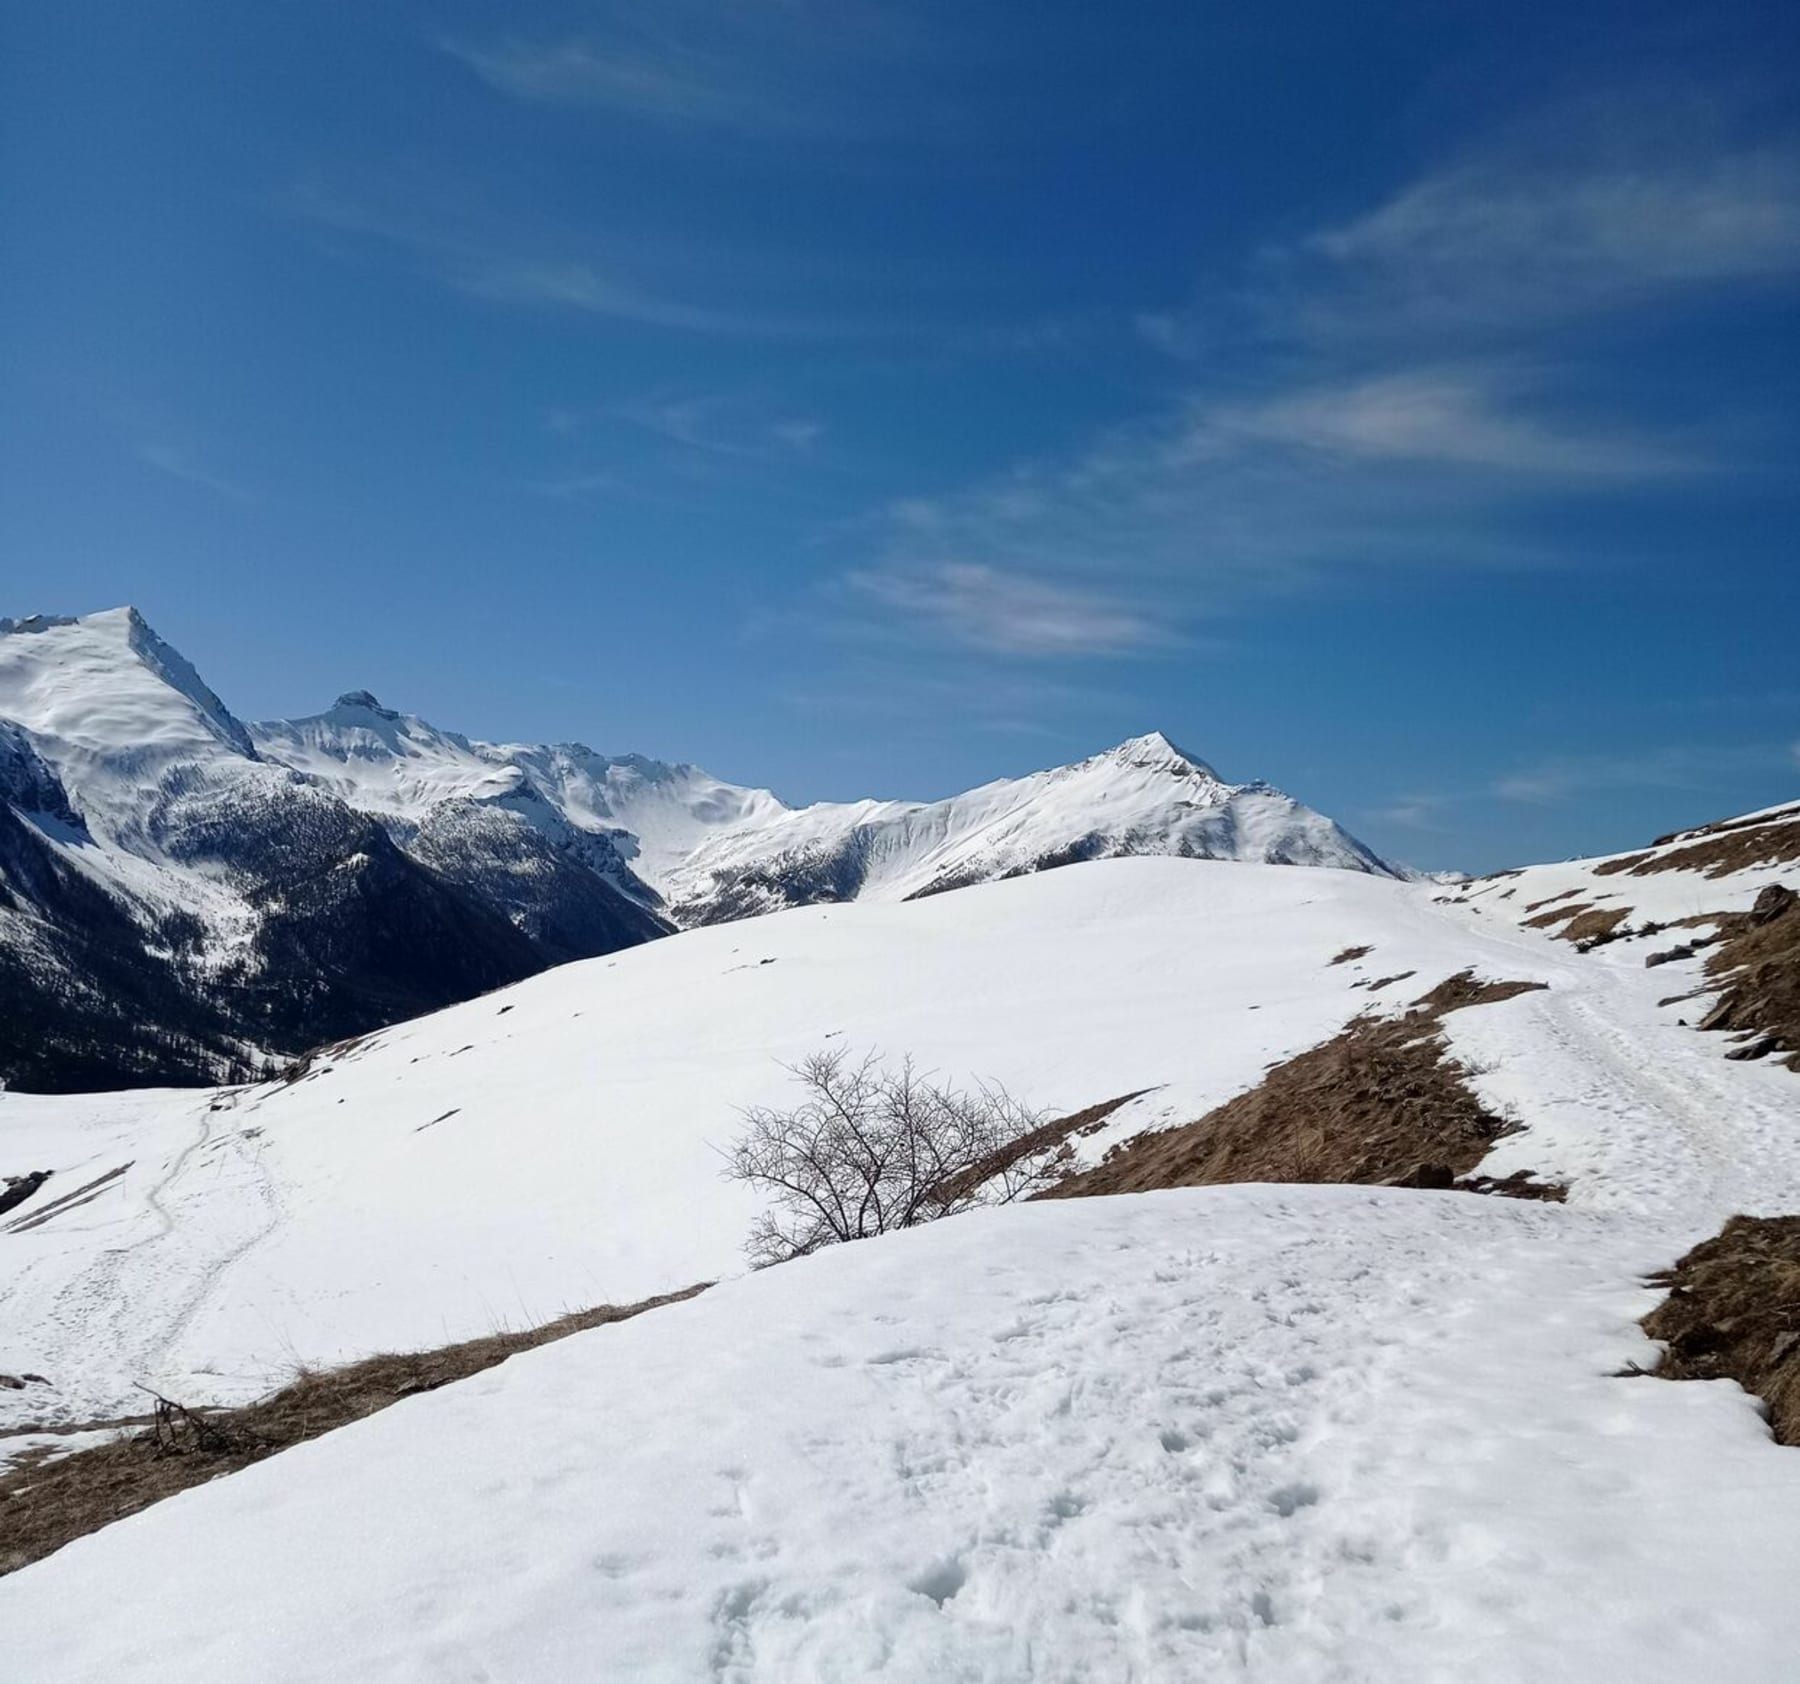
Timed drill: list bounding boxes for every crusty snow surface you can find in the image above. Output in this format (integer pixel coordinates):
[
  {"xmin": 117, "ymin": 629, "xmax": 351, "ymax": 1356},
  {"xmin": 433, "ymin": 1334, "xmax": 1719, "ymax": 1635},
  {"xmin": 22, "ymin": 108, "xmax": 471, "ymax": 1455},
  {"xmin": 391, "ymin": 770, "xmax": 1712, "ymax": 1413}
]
[
  {"xmin": 10, "ymin": 1190, "xmax": 1800, "ymax": 1683},
  {"xmin": 5, "ymin": 842, "xmax": 1800, "ymax": 1679}
]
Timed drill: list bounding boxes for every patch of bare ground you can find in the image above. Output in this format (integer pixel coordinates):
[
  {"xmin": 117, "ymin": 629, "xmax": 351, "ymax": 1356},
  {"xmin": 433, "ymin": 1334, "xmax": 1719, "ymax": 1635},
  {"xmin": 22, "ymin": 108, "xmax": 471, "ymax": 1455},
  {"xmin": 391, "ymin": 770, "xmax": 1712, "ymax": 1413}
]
[
  {"xmin": 1521, "ymin": 900, "xmax": 1596, "ymax": 930},
  {"xmin": 1653, "ymin": 801, "xmax": 1800, "ymax": 848},
  {"xmin": 0, "ymin": 1285, "xmax": 706, "ymax": 1577},
  {"xmin": 1642, "ymin": 1215, "xmax": 1800, "ymax": 1445},
  {"xmin": 1606, "ymin": 811, "xmax": 1800, "ymax": 880},
  {"xmin": 1519, "ymin": 902, "xmax": 1644, "ymax": 950},
  {"xmin": 1329, "ymin": 944, "xmax": 1373, "ymax": 966},
  {"xmin": 1039, "ymin": 973, "xmax": 1562, "ymax": 1203},
  {"xmin": 1695, "ymin": 884, "xmax": 1800, "ymax": 1071}
]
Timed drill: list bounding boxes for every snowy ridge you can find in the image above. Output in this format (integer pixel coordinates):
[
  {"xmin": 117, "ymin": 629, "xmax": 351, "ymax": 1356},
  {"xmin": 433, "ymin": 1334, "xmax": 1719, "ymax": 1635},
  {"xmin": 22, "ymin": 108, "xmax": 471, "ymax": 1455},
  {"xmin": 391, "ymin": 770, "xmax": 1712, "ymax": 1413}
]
[{"xmin": 252, "ymin": 704, "xmax": 1396, "ymax": 924}]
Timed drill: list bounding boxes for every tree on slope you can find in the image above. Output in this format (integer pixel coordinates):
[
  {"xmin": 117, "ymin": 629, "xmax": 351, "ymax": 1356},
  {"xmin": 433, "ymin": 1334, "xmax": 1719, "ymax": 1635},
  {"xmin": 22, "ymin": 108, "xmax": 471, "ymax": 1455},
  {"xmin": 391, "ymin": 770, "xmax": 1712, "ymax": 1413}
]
[{"xmin": 722, "ymin": 1049, "xmax": 1057, "ymax": 1266}]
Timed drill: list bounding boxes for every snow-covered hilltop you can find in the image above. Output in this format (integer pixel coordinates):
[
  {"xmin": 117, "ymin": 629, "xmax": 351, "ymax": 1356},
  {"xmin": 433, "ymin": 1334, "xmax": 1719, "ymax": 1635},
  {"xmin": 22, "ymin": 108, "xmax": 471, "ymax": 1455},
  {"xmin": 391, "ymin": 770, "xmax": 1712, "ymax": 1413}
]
[{"xmin": 0, "ymin": 607, "xmax": 1392, "ymax": 1090}]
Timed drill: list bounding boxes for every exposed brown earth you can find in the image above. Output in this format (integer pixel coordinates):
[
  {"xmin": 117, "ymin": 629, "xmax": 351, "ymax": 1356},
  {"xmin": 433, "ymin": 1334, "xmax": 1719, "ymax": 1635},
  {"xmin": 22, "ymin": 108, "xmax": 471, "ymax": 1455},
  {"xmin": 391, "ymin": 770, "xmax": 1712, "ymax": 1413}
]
[
  {"xmin": 1518, "ymin": 901, "xmax": 1636, "ymax": 948},
  {"xmin": 0, "ymin": 1285, "xmax": 706, "ymax": 1578},
  {"xmin": 1695, "ymin": 885, "xmax": 1800, "ymax": 1071},
  {"xmin": 1558, "ymin": 907, "xmax": 1634, "ymax": 947},
  {"xmin": 1039, "ymin": 973, "xmax": 1560, "ymax": 1203},
  {"xmin": 1329, "ymin": 944, "xmax": 1373, "ymax": 966},
  {"xmin": 1597, "ymin": 811, "xmax": 1800, "ymax": 881},
  {"xmin": 1653, "ymin": 802, "xmax": 1800, "ymax": 848},
  {"xmin": 1521, "ymin": 900, "xmax": 1597, "ymax": 930},
  {"xmin": 1642, "ymin": 1215, "xmax": 1800, "ymax": 1445}
]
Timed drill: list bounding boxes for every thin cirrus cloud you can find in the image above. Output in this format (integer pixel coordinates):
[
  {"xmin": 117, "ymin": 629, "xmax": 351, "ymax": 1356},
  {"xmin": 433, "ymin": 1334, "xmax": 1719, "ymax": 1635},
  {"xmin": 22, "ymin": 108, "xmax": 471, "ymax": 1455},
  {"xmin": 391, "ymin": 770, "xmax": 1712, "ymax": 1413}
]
[
  {"xmin": 441, "ymin": 35, "xmax": 798, "ymax": 133},
  {"xmin": 286, "ymin": 178, "xmax": 838, "ymax": 338},
  {"xmin": 446, "ymin": 36, "xmax": 748, "ymax": 122},
  {"xmin": 839, "ymin": 364, "xmax": 1654, "ymax": 661},
  {"xmin": 835, "ymin": 104, "xmax": 1789, "ymax": 664},
  {"xmin": 846, "ymin": 562, "xmax": 1171, "ymax": 658},
  {"xmin": 1268, "ymin": 110, "xmax": 1800, "ymax": 343},
  {"xmin": 437, "ymin": 4, "xmax": 939, "ymax": 141},
  {"xmin": 1203, "ymin": 369, "xmax": 1694, "ymax": 477},
  {"xmin": 134, "ymin": 441, "xmax": 251, "ymax": 503},
  {"xmin": 1491, "ymin": 742, "xmax": 1800, "ymax": 805}
]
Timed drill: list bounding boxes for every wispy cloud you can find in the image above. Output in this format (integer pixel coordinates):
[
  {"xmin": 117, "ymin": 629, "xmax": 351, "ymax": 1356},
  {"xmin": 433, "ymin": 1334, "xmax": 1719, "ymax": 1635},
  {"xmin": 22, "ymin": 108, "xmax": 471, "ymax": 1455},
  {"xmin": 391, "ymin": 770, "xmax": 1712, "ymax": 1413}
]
[
  {"xmin": 1204, "ymin": 368, "xmax": 1693, "ymax": 477},
  {"xmin": 443, "ymin": 36, "xmax": 757, "ymax": 126},
  {"xmin": 605, "ymin": 393, "xmax": 826, "ymax": 461},
  {"xmin": 833, "ymin": 364, "xmax": 1644, "ymax": 656},
  {"xmin": 451, "ymin": 259, "xmax": 758, "ymax": 332},
  {"xmin": 827, "ymin": 98, "xmax": 1782, "ymax": 662},
  {"xmin": 1492, "ymin": 743, "xmax": 1799, "ymax": 805},
  {"xmin": 845, "ymin": 563, "xmax": 1169, "ymax": 657},
  {"xmin": 439, "ymin": 3, "xmax": 944, "ymax": 143},
  {"xmin": 286, "ymin": 178, "xmax": 848, "ymax": 338},
  {"xmin": 132, "ymin": 441, "xmax": 251, "ymax": 502},
  {"xmin": 1264, "ymin": 105, "xmax": 1800, "ymax": 344},
  {"xmin": 1366, "ymin": 794, "xmax": 1456, "ymax": 832},
  {"xmin": 777, "ymin": 655, "xmax": 1141, "ymax": 743}
]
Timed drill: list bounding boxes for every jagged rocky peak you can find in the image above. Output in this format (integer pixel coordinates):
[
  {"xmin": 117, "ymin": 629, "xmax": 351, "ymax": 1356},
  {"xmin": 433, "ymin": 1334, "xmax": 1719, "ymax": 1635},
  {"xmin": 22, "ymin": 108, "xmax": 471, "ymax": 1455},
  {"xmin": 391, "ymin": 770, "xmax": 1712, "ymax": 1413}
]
[{"xmin": 0, "ymin": 613, "xmax": 83, "ymax": 637}]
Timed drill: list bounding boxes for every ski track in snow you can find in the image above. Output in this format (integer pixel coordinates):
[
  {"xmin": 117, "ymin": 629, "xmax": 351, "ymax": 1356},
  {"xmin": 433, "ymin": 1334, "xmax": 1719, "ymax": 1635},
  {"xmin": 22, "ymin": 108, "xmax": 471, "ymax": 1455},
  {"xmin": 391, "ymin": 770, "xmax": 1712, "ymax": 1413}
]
[{"xmin": 2, "ymin": 1094, "xmax": 282, "ymax": 1442}]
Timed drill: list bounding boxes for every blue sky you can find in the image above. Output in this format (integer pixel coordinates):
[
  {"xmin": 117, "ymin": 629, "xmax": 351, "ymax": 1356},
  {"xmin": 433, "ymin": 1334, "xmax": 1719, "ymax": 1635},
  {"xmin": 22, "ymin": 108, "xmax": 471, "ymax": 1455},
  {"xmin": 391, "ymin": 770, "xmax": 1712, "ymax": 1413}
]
[{"xmin": 3, "ymin": 1, "xmax": 1798, "ymax": 870}]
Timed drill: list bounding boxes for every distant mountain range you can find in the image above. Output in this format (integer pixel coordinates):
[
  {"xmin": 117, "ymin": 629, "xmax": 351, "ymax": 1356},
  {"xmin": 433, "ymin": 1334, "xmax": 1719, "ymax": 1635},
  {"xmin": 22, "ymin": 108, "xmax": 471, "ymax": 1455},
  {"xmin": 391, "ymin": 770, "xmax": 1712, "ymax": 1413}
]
[{"xmin": 0, "ymin": 608, "xmax": 1393, "ymax": 1090}]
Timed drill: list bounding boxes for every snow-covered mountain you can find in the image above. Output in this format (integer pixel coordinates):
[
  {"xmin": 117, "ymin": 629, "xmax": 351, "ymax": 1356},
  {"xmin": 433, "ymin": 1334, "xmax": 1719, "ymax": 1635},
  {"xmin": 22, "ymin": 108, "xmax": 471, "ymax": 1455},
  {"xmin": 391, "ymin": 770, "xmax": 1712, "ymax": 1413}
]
[
  {"xmin": 0, "ymin": 610, "xmax": 664, "ymax": 1090},
  {"xmin": 0, "ymin": 608, "xmax": 1393, "ymax": 1091},
  {"xmin": 253, "ymin": 697, "xmax": 1394, "ymax": 923}
]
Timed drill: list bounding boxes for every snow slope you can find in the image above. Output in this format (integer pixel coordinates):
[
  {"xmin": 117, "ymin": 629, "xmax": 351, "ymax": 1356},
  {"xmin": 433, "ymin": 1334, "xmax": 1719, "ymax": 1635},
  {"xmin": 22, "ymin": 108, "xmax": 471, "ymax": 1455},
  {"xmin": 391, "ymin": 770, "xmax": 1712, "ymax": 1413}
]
[
  {"xmin": 6, "ymin": 848, "xmax": 1797, "ymax": 1437},
  {"xmin": 11, "ymin": 1187, "xmax": 1800, "ymax": 1683},
  {"xmin": 0, "ymin": 859, "xmax": 1481, "ymax": 1428},
  {"xmin": 5, "ymin": 811, "xmax": 1800, "ymax": 1679},
  {"xmin": 1458, "ymin": 799, "xmax": 1800, "ymax": 934}
]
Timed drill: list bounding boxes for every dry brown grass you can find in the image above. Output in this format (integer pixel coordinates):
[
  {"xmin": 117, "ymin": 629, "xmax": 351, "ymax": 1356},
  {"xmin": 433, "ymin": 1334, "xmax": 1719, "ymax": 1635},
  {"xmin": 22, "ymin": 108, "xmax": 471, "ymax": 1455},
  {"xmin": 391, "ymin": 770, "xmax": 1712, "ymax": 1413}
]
[
  {"xmin": 1039, "ymin": 973, "xmax": 1560, "ymax": 1203},
  {"xmin": 1642, "ymin": 1215, "xmax": 1800, "ymax": 1444},
  {"xmin": 1522, "ymin": 900, "xmax": 1596, "ymax": 930},
  {"xmin": 1653, "ymin": 802, "xmax": 1800, "ymax": 848},
  {"xmin": 1595, "ymin": 811, "xmax": 1800, "ymax": 881},
  {"xmin": 0, "ymin": 1285, "xmax": 706, "ymax": 1578},
  {"xmin": 1558, "ymin": 906, "xmax": 1633, "ymax": 947}
]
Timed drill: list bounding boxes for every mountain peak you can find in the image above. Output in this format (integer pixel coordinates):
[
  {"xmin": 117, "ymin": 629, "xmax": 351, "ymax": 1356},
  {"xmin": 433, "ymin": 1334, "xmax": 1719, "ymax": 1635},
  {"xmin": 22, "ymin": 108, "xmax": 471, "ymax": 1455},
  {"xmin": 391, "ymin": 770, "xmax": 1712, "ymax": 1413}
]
[
  {"xmin": 0, "ymin": 606, "xmax": 257, "ymax": 763},
  {"xmin": 1100, "ymin": 731, "xmax": 1222, "ymax": 782},
  {"xmin": 332, "ymin": 690, "xmax": 394, "ymax": 716}
]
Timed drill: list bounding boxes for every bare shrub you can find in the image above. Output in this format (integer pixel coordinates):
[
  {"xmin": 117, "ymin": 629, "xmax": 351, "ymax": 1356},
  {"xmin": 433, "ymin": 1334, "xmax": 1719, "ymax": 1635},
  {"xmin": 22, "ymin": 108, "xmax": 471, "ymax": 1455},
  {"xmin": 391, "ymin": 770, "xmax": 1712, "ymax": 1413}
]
[{"xmin": 722, "ymin": 1049, "xmax": 1054, "ymax": 1266}]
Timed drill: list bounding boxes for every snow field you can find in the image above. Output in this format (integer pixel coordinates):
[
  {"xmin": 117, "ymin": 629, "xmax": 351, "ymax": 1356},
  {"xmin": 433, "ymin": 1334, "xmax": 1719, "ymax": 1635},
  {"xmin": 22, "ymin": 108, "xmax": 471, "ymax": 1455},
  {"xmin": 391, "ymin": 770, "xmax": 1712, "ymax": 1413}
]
[
  {"xmin": 1, "ymin": 861, "xmax": 1549, "ymax": 1430},
  {"xmin": 8, "ymin": 1187, "xmax": 1800, "ymax": 1683}
]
